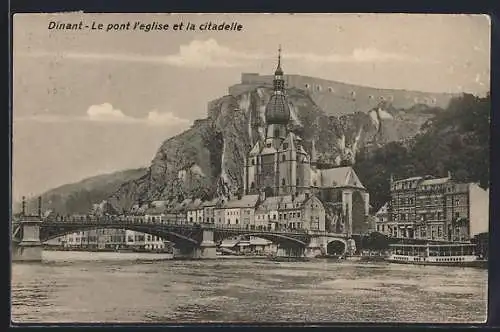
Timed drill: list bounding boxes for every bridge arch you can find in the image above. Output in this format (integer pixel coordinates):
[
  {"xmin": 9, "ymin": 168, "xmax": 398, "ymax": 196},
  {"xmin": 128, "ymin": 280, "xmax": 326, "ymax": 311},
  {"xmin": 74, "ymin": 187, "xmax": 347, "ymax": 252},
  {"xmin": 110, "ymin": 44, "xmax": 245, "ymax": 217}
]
[
  {"xmin": 216, "ymin": 231, "xmax": 307, "ymax": 248},
  {"xmin": 40, "ymin": 224, "xmax": 198, "ymax": 248},
  {"xmin": 326, "ymin": 238, "xmax": 347, "ymax": 256}
]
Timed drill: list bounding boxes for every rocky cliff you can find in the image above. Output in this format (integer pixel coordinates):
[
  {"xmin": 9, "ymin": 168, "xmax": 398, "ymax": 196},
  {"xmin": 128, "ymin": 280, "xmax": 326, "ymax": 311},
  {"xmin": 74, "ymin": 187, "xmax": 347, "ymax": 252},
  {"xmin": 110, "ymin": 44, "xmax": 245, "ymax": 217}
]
[{"xmin": 107, "ymin": 85, "xmax": 441, "ymax": 212}]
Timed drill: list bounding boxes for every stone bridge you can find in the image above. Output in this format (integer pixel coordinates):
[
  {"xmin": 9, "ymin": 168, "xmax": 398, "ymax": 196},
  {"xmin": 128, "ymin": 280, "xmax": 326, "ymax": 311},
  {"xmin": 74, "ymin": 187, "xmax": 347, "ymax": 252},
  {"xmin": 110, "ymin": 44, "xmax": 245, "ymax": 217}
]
[{"xmin": 11, "ymin": 214, "xmax": 353, "ymax": 262}]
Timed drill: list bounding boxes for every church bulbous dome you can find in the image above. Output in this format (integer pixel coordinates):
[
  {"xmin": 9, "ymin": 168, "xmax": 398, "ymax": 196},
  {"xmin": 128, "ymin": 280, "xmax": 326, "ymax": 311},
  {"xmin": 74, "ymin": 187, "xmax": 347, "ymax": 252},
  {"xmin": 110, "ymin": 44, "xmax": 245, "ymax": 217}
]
[{"xmin": 265, "ymin": 93, "xmax": 290, "ymax": 124}]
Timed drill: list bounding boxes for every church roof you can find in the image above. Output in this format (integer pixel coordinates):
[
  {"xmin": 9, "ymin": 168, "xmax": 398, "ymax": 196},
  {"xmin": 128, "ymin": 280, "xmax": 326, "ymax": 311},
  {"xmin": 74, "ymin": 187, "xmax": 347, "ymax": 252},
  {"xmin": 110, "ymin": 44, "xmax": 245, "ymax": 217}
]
[
  {"xmin": 319, "ymin": 166, "xmax": 366, "ymax": 189},
  {"xmin": 265, "ymin": 93, "xmax": 290, "ymax": 124},
  {"xmin": 249, "ymin": 141, "xmax": 262, "ymax": 156},
  {"xmin": 260, "ymin": 143, "xmax": 277, "ymax": 154}
]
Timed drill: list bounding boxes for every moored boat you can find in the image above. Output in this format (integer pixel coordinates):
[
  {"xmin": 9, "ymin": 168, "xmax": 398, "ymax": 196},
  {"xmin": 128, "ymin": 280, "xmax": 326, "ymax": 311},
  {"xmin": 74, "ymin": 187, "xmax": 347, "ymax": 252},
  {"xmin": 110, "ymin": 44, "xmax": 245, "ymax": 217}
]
[{"xmin": 386, "ymin": 243, "xmax": 487, "ymax": 268}]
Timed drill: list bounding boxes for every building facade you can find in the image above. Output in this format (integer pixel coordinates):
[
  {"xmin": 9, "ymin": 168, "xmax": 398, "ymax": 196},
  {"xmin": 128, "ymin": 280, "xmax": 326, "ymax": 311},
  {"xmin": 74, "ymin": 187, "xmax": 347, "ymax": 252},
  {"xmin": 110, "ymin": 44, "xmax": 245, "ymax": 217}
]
[{"xmin": 377, "ymin": 174, "xmax": 489, "ymax": 241}]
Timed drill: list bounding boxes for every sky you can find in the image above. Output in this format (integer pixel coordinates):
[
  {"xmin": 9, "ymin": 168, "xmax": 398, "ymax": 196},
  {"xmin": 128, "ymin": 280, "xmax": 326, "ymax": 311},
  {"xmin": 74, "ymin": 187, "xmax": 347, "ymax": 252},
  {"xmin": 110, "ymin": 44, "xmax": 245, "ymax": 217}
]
[{"xmin": 12, "ymin": 13, "xmax": 491, "ymax": 201}]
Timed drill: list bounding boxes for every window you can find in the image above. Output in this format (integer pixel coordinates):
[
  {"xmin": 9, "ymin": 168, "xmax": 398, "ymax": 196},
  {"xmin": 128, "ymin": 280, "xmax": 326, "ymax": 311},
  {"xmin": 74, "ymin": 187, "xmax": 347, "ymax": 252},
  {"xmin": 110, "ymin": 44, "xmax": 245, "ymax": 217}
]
[
  {"xmin": 316, "ymin": 85, "xmax": 322, "ymax": 91},
  {"xmin": 250, "ymin": 182, "xmax": 255, "ymax": 189},
  {"xmin": 305, "ymin": 83, "xmax": 310, "ymax": 89},
  {"xmin": 282, "ymin": 155, "xmax": 286, "ymax": 162},
  {"xmin": 266, "ymin": 143, "xmax": 271, "ymax": 148},
  {"xmin": 328, "ymin": 87, "xmax": 334, "ymax": 93},
  {"xmin": 251, "ymin": 159, "xmax": 255, "ymax": 165},
  {"xmin": 283, "ymin": 143, "xmax": 289, "ymax": 150},
  {"xmin": 282, "ymin": 178, "xmax": 286, "ymax": 185}
]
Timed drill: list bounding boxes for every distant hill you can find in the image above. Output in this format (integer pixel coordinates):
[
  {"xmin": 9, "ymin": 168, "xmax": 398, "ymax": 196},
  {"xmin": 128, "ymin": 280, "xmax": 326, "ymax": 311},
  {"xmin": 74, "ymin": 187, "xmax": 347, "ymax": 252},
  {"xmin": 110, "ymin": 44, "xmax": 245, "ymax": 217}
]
[{"xmin": 18, "ymin": 168, "xmax": 147, "ymax": 215}]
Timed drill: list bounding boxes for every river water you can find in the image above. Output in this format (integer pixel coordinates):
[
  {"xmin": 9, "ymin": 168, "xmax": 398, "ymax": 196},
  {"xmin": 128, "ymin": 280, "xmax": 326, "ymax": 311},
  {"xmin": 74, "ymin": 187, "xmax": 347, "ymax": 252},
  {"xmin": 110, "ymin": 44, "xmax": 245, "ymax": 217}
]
[{"xmin": 11, "ymin": 251, "xmax": 487, "ymax": 324}]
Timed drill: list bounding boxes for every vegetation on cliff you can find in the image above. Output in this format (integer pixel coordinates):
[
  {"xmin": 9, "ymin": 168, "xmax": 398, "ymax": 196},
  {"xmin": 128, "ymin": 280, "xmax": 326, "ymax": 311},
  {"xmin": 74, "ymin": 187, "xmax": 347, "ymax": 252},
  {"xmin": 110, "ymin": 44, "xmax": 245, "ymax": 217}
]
[{"xmin": 354, "ymin": 93, "xmax": 490, "ymax": 211}]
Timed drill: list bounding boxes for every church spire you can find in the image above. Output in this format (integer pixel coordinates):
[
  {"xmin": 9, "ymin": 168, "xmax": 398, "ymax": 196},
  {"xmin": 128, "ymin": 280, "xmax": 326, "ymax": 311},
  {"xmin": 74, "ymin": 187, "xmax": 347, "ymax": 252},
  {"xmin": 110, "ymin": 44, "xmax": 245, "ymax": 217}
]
[{"xmin": 275, "ymin": 44, "xmax": 283, "ymax": 75}]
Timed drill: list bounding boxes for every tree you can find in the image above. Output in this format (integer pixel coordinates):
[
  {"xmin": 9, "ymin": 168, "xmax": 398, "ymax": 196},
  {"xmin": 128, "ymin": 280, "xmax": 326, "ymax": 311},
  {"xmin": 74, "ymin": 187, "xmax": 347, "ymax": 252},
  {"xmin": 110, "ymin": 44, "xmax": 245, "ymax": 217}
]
[{"xmin": 363, "ymin": 231, "xmax": 389, "ymax": 251}]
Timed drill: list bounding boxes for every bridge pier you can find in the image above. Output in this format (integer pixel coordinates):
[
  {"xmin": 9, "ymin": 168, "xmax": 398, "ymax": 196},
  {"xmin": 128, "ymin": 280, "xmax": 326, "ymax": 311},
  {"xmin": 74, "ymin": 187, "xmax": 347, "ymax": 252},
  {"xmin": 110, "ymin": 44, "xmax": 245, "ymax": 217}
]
[
  {"xmin": 173, "ymin": 229, "xmax": 216, "ymax": 260},
  {"xmin": 276, "ymin": 245, "xmax": 306, "ymax": 259},
  {"xmin": 305, "ymin": 236, "xmax": 327, "ymax": 258},
  {"xmin": 12, "ymin": 218, "xmax": 43, "ymax": 262}
]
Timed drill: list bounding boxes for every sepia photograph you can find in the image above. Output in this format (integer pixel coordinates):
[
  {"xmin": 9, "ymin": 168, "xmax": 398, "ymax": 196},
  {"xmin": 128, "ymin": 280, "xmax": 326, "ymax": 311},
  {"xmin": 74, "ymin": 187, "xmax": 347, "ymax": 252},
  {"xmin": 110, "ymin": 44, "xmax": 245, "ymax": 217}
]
[{"xmin": 11, "ymin": 13, "xmax": 490, "ymax": 324}]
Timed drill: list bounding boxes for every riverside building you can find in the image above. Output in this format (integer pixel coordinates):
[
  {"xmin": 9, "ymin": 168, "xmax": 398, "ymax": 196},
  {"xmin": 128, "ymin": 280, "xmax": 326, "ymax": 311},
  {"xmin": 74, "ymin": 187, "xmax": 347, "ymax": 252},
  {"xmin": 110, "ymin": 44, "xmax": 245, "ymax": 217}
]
[{"xmin": 375, "ymin": 173, "xmax": 489, "ymax": 241}]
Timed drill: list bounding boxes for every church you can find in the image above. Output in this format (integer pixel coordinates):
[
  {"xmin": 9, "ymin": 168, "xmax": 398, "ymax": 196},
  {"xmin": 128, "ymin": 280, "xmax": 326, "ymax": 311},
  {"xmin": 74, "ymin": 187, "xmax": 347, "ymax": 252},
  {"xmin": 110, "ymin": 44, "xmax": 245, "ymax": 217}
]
[{"xmin": 243, "ymin": 47, "xmax": 371, "ymax": 235}]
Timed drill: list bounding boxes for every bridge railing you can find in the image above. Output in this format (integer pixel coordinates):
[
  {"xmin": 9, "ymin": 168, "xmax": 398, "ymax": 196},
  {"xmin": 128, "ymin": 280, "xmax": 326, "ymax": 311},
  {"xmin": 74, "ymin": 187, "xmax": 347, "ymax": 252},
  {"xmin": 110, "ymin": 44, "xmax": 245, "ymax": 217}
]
[{"xmin": 44, "ymin": 214, "xmax": 343, "ymax": 236}]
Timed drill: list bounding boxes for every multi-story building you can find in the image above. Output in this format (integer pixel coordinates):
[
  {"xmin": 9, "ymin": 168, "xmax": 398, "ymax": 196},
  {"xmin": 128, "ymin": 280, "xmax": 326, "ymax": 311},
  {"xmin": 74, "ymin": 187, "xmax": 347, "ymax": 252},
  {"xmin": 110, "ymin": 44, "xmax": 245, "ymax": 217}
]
[
  {"xmin": 124, "ymin": 230, "xmax": 167, "ymax": 251},
  {"xmin": 378, "ymin": 173, "xmax": 489, "ymax": 241},
  {"xmin": 201, "ymin": 198, "xmax": 220, "ymax": 223},
  {"xmin": 186, "ymin": 198, "xmax": 203, "ymax": 223}
]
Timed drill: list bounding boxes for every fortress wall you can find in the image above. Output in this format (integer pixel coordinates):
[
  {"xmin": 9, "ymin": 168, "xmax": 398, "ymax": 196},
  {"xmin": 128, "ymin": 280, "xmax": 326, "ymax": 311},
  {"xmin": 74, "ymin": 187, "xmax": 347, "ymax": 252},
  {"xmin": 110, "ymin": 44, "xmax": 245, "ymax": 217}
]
[{"xmin": 235, "ymin": 73, "xmax": 458, "ymax": 115}]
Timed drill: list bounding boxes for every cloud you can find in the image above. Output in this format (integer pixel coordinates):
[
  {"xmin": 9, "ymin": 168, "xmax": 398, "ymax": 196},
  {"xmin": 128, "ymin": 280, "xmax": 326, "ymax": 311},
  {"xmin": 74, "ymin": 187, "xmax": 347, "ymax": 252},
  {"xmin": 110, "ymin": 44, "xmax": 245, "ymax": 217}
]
[
  {"xmin": 87, "ymin": 103, "xmax": 129, "ymax": 122},
  {"xmin": 17, "ymin": 39, "xmax": 426, "ymax": 68},
  {"xmin": 14, "ymin": 103, "xmax": 191, "ymax": 127}
]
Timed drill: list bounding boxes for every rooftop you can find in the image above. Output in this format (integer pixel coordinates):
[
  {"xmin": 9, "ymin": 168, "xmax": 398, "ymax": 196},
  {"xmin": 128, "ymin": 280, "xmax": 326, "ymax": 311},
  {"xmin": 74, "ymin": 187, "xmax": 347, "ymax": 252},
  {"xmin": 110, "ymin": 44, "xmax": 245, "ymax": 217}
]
[{"xmin": 223, "ymin": 195, "xmax": 260, "ymax": 208}]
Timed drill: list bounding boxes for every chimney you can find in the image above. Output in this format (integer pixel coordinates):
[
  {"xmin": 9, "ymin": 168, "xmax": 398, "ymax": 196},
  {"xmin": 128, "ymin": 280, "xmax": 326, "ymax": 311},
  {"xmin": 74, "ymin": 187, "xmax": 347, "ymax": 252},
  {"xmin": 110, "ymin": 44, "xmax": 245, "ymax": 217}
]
[
  {"xmin": 38, "ymin": 196, "xmax": 42, "ymax": 217},
  {"xmin": 447, "ymin": 171, "xmax": 452, "ymax": 179},
  {"xmin": 21, "ymin": 196, "xmax": 26, "ymax": 216}
]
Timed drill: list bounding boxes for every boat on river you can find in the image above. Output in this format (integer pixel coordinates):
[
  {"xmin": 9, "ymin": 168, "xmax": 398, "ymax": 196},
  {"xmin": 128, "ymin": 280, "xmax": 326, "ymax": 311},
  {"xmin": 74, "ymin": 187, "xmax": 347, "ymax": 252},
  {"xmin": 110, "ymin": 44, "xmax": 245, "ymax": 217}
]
[{"xmin": 386, "ymin": 243, "xmax": 487, "ymax": 268}]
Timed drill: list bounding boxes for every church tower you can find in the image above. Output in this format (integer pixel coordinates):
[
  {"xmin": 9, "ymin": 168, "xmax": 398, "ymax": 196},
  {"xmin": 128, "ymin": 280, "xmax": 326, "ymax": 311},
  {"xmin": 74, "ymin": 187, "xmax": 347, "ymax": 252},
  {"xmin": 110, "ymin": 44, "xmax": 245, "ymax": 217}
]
[
  {"xmin": 260, "ymin": 46, "xmax": 291, "ymax": 197},
  {"xmin": 245, "ymin": 46, "xmax": 312, "ymax": 198}
]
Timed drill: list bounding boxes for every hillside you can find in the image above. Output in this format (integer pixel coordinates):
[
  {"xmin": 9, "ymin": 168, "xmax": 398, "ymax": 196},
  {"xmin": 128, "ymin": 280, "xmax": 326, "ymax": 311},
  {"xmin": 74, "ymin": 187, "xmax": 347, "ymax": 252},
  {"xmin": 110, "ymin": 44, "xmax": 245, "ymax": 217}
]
[
  {"xmin": 354, "ymin": 93, "xmax": 490, "ymax": 211},
  {"xmin": 18, "ymin": 168, "xmax": 148, "ymax": 215}
]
